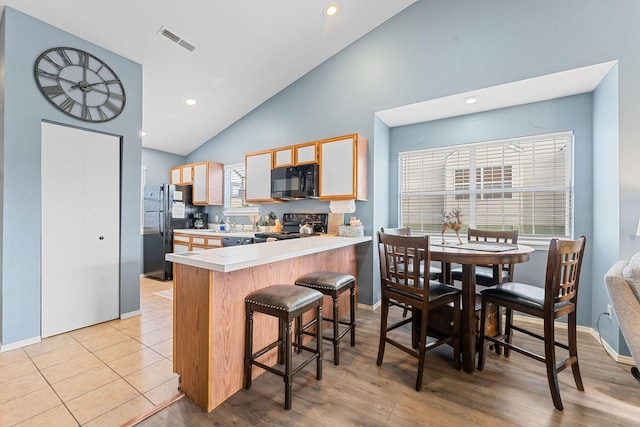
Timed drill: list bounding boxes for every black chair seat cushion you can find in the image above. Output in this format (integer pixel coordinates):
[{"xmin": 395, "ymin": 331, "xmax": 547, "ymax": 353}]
[
  {"xmin": 386, "ymin": 281, "xmax": 461, "ymax": 303},
  {"xmin": 246, "ymin": 285, "xmax": 323, "ymax": 313},
  {"xmin": 451, "ymin": 266, "xmax": 509, "ymax": 286},
  {"xmin": 480, "ymin": 282, "xmax": 570, "ymax": 312},
  {"xmin": 296, "ymin": 271, "xmax": 355, "ymax": 291}
]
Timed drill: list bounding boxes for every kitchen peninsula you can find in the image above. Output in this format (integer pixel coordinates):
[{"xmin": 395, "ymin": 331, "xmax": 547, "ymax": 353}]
[{"xmin": 166, "ymin": 235, "xmax": 371, "ymax": 412}]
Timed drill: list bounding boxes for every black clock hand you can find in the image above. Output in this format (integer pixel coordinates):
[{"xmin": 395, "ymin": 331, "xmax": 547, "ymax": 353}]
[
  {"xmin": 70, "ymin": 79, "xmax": 121, "ymax": 90},
  {"xmin": 39, "ymin": 74, "xmax": 81, "ymax": 87},
  {"xmin": 97, "ymin": 79, "xmax": 121, "ymax": 86}
]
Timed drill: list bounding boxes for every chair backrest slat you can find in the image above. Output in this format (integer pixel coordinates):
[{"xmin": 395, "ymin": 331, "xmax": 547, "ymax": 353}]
[
  {"xmin": 467, "ymin": 228, "xmax": 519, "ymax": 280},
  {"xmin": 377, "ymin": 231, "xmax": 430, "ymax": 302},
  {"xmin": 545, "ymin": 236, "xmax": 587, "ymax": 307}
]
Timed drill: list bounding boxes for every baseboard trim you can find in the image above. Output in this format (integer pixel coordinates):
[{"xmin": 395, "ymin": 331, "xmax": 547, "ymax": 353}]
[
  {"xmin": 358, "ymin": 300, "xmax": 381, "ymax": 311},
  {"xmin": 0, "ymin": 336, "xmax": 41, "ymax": 353},
  {"xmin": 513, "ymin": 314, "xmax": 635, "ymax": 366},
  {"xmin": 121, "ymin": 309, "xmax": 142, "ymax": 320}
]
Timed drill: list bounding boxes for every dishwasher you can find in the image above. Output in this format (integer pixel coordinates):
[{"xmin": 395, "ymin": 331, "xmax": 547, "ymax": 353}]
[{"xmin": 221, "ymin": 236, "xmax": 254, "ymax": 246}]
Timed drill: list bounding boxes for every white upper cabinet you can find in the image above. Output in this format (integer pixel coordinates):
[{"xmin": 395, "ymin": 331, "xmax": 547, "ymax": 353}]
[
  {"xmin": 294, "ymin": 142, "xmax": 317, "ymax": 165},
  {"xmin": 273, "ymin": 146, "xmax": 294, "ymax": 168},
  {"xmin": 192, "ymin": 161, "xmax": 223, "ymax": 205},
  {"xmin": 318, "ymin": 134, "xmax": 368, "ymax": 201},
  {"xmin": 170, "ymin": 164, "xmax": 193, "ymax": 185},
  {"xmin": 245, "ymin": 150, "xmax": 275, "ymax": 202}
]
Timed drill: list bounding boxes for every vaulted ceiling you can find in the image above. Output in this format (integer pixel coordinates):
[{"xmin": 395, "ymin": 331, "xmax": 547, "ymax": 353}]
[{"xmin": 0, "ymin": 0, "xmax": 416, "ymax": 155}]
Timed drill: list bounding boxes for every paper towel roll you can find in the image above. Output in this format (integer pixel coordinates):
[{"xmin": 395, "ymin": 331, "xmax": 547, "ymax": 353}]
[{"xmin": 329, "ymin": 199, "xmax": 356, "ymax": 213}]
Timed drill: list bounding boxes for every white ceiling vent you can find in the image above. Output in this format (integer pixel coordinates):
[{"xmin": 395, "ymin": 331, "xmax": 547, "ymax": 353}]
[{"xmin": 158, "ymin": 26, "xmax": 196, "ymax": 52}]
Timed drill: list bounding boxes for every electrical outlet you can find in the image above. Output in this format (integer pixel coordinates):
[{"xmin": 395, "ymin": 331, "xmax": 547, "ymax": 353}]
[{"xmin": 607, "ymin": 304, "xmax": 612, "ymax": 319}]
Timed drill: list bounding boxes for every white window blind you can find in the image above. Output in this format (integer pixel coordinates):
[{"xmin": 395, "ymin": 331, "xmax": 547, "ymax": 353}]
[
  {"xmin": 398, "ymin": 131, "xmax": 573, "ymax": 240},
  {"xmin": 224, "ymin": 163, "xmax": 247, "ymax": 208}
]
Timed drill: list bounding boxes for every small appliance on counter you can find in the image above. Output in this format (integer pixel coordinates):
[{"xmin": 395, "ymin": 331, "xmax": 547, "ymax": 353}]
[
  {"xmin": 254, "ymin": 213, "xmax": 328, "ymax": 242},
  {"xmin": 193, "ymin": 213, "xmax": 208, "ymax": 229}
]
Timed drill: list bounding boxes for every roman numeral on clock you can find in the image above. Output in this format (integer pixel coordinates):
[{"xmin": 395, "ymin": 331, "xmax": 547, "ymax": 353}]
[{"xmin": 42, "ymin": 85, "xmax": 65, "ymax": 97}]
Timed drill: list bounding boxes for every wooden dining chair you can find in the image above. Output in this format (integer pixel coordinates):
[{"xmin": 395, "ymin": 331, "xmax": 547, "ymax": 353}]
[
  {"xmin": 477, "ymin": 236, "xmax": 587, "ymax": 411},
  {"xmin": 376, "ymin": 231, "xmax": 461, "ymax": 391},
  {"xmin": 450, "ymin": 228, "xmax": 519, "ymax": 286},
  {"xmin": 381, "ymin": 227, "xmax": 443, "ymax": 317},
  {"xmin": 380, "ymin": 227, "xmax": 442, "ymax": 278}
]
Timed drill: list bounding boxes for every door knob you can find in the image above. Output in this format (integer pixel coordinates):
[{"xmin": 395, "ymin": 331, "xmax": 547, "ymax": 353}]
[{"xmin": 99, "ymin": 236, "xmax": 104, "ymax": 240}]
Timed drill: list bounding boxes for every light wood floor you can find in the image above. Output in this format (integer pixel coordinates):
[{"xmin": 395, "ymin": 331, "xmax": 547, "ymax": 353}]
[
  {"xmin": 0, "ymin": 277, "xmax": 178, "ymax": 426},
  {"xmin": 139, "ymin": 306, "xmax": 640, "ymax": 427}
]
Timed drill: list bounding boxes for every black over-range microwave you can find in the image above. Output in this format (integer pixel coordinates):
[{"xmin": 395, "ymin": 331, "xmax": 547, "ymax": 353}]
[{"xmin": 271, "ymin": 164, "xmax": 319, "ymax": 199}]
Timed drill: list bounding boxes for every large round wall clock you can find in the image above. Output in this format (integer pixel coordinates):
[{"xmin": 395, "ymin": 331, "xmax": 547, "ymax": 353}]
[{"xmin": 34, "ymin": 47, "xmax": 126, "ymax": 122}]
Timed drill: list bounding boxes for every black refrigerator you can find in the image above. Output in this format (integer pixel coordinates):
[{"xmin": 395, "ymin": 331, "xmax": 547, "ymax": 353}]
[{"xmin": 143, "ymin": 184, "xmax": 202, "ymax": 280}]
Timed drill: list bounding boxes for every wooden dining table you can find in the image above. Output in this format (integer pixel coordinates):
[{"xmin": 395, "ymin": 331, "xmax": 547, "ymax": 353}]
[{"xmin": 429, "ymin": 242, "xmax": 535, "ymax": 373}]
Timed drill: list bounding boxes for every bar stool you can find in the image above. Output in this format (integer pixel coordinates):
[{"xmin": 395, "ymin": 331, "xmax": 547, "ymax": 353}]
[
  {"xmin": 295, "ymin": 271, "xmax": 356, "ymax": 365},
  {"xmin": 244, "ymin": 285, "xmax": 323, "ymax": 410}
]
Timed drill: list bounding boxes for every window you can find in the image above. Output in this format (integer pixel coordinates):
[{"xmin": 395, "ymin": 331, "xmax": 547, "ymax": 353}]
[
  {"xmin": 224, "ymin": 163, "xmax": 247, "ymax": 208},
  {"xmin": 455, "ymin": 166, "xmax": 513, "ymax": 200},
  {"xmin": 398, "ymin": 131, "xmax": 573, "ymax": 241}
]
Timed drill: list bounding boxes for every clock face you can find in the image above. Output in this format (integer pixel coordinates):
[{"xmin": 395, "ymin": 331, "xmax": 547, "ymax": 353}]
[{"xmin": 34, "ymin": 47, "xmax": 126, "ymax": 122}]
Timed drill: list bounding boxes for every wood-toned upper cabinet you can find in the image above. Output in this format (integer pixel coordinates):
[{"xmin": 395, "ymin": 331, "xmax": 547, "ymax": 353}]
[
  {"xmin": 318, "ymin": 134, "xmax": 368, "ymax": 201},
  {"xmin": 273, "ymin": 146, "xmax": 294, "ymax": 168},
  {"xmin": 192, "ymin": 161, "xmax": 223, "ymax": 205},
  {"xmin": 245, "ymin": 150, "xmax": 275, "ymax": 203},
  {"xmin": 170, "ymin": 164, "xmax": 193, "ymax": 185},
  {"xmin": 294, "ymin": 142, "xmax": 317, "ymax": 165},
  {"xmin": 273, "ymin": 142, "xmax": 318, "ymax": 168}
]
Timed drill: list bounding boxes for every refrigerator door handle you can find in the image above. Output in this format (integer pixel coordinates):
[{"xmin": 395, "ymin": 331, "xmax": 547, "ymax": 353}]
[{"xmin": 159, "ymin": 185, "xmax": 165, "ymax": 236}]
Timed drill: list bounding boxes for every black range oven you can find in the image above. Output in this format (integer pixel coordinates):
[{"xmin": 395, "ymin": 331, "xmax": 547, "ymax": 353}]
[{"xmin": 254, "ymin": 213, "xmax": 328, "ymax": 242}]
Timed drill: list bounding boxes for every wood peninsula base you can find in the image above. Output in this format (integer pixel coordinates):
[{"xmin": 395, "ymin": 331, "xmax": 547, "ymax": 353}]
[{"xmin": 171, "ymin": 242, "xmax": 365, "ymax": 412}]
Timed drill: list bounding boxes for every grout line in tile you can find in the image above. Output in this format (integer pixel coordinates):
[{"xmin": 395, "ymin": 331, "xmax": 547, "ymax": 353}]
[{"xmin": 0, "ymin": 279, "xmax": 176, "ymax": 426}]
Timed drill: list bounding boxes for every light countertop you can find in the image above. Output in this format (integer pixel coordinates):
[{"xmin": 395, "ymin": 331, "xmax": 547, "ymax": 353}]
[{"xmin": 166, "ymin": 235, "xmax": 372, "ymax": 273}]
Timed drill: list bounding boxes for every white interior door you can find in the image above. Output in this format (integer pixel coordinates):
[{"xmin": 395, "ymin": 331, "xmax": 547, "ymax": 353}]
[{"xmin": 41, "ymin": 122, "xmax": 120, "ymax": 338}]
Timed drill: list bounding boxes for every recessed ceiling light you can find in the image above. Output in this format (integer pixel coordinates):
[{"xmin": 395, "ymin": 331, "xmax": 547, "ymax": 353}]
[
  {"xmin": 324, "ymin": 4, "xmax": 338, "ymax": 17},
  {"xmin": 185, "ymin": 99, "xmax": 197, "ymax": 106},
  {"xmin": 463, "ymin": 96, "xmax": 479, "ymax": 105}
]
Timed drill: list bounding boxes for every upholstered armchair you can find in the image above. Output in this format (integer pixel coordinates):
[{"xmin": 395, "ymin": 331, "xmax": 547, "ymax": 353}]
[{"xmin": 604, "ymin": 254, "xmax": 640, "ymax": 382}]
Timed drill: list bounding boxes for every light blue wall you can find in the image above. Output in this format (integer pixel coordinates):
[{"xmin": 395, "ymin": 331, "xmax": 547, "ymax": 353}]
[
  {"xmin": 0, "ymin": 8, "xmax": 143, "ymax": 347},
  {"xmin": 593, "ymin": 65, "xmax": 623, "ymax": 353},
  {"xmin": 389, "ymin": 94, "xmax": 594, "ymax": 326},
  {"xmin": 181, "ymin": 0, "xmax": 640, "ymax": 356},
  {"xmin": 142, "ymin": 148, "xmax": 185, "ymax": 186}
]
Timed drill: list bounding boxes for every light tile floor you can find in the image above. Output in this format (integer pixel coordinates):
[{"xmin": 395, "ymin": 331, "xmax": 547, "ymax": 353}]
[{"xmin": 0, "ymin": 277, "xmax": 179, "ymax": 426}]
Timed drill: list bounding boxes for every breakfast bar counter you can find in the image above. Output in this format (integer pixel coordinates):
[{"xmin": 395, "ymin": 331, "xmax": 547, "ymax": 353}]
[{"xmin": 166, "ymin": 235, "xmax": 371, "ymax": 412}]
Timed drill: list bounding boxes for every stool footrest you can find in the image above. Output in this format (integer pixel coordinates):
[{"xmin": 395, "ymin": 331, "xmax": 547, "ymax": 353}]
[
  {"xmin": 301, "ymin": 324, "xmax": 354, "ymax": 339},
  {"xmin": 252, "ymin": 340, "xmax": 282, "ymax": 361}
]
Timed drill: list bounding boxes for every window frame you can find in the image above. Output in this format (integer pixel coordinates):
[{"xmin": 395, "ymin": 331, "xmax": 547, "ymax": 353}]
[
  {"xmin": 397, "ymin": 131, "xmax": 574, "ymax": 246},
  {"xmin": 224, "ymin": 163, "xmax": 252, "ymax": 212}
]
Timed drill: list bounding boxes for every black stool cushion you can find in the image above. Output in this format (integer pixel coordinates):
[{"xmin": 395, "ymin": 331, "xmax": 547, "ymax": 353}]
[
  {"xmin": 246, "ymin": 285, "xmax": 322, "ymax": 313},
  {"xmin": 295, "ymin": 271, "xmax": 355, "ymax": 291}
]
